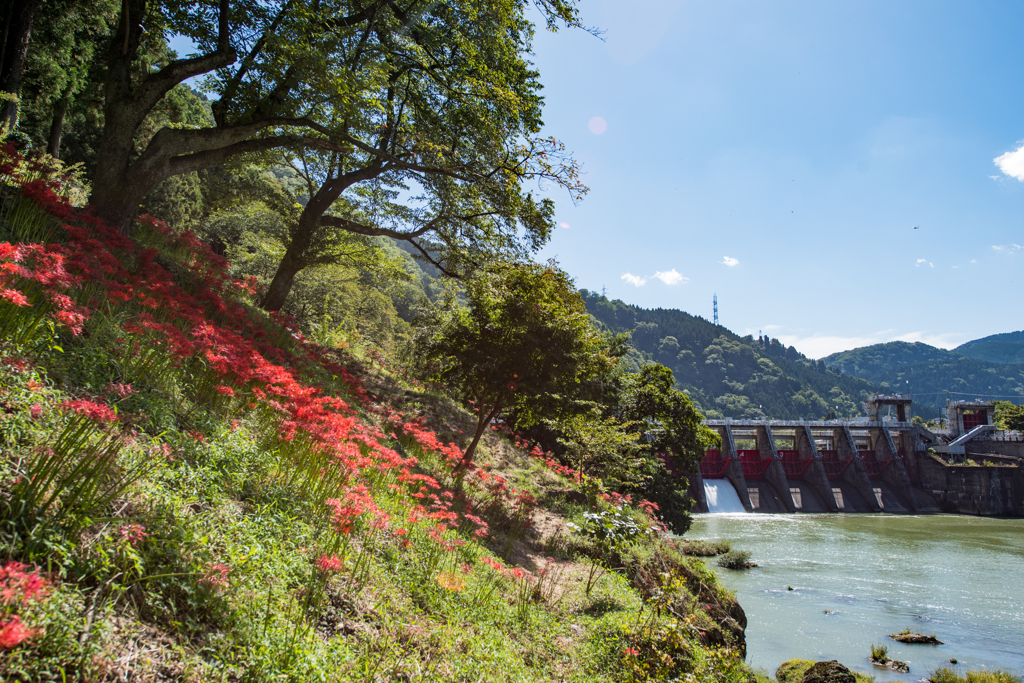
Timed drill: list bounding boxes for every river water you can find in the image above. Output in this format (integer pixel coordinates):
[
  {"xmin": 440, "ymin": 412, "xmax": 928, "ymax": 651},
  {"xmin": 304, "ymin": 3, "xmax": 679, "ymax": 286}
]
[{"xmin": 686, "ymin": 514, "xmax": 1024, "ymax": 680}]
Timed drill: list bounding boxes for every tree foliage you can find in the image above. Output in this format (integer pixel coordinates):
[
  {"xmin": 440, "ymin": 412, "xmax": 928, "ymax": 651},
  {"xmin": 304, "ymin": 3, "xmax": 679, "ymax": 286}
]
[
  {"xmin": 995, "ymin": 401, "xmax": 1024, "ymax": 432},
  {"xmin": 414, "ymin": 261, "xmax": 612, "ymax": 472}
]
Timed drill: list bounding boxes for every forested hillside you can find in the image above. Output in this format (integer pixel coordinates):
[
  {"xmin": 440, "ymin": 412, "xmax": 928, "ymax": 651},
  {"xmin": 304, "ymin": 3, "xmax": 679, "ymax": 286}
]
[
  {"xmin": 823, "ymin": 341, "xmax": 1024, "ymax": 417},
  {"xmin": 581, "ymin": 292, "xmax": 879, "ymax": 420},
  {"xmin": 956, "ymin": 330, "xmax": 1024, "ymax": 365}
]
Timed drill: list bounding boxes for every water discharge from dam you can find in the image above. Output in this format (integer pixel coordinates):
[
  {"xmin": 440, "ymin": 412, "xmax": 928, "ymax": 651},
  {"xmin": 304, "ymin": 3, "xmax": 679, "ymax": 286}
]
[
  {"xmin": 687, "ymin": 514, "xmax": 1024, "ymax": 681},
  {"xmin": 702, "ymin": 479, "xmax": 748, "ymax": 514}
]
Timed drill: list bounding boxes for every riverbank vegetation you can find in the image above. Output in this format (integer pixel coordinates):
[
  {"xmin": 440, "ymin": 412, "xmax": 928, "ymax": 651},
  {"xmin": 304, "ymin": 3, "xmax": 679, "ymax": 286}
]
[
  {"xmin": 930, "ymin": 669, "xmax": 1022, "ymax": 683},
  {"xmin": 0, "ymin": 129, "xmax": 748, "ymax": 680}
]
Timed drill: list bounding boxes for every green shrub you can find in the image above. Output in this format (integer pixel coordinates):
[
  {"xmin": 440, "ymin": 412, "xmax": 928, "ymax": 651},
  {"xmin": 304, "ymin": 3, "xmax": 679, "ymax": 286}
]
[
  {"xmin": 930, "ymin": 668, "xmax": 1023, "ymax": 683},
  {"xmin": 680, "ymin": 539, "xmax": 731, "ymax": 556},
  {"xmin": 870, "ymin": 643, "xmax": 889, "ymax": 663},
  {"xmin": 717, "ymin": 550, "xmax": 753, "ymax": 569}
]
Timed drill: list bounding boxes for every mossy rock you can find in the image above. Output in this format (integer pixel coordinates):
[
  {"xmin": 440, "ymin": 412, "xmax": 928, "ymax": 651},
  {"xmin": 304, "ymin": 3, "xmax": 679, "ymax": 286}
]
[
  {"xmin": 890, "ymin": 630, "xmax": 942, "ymax": 644},
  {"xmin": 803, "ymin": 660, "xmax": 857, "ymax": 683},
  {"xmin": 777, "ymin": 659, "xmax": 858, "ymax": 683},
  {"xmin": 777, "ymin": 659, "xmax": 816, "ymax": 683}
]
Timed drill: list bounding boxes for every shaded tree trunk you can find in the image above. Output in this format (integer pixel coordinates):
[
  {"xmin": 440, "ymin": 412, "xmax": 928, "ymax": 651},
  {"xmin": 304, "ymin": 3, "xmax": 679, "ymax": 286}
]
[
  {"xmin": 0, "ymin": 0, "xmax": 43, "ymax": 135},
  {"xmin": 46, "ymin": 93, "xmax": 69, "ymax": 157},
  {"xmin": 259, "ymin": 162, "xmax": 384, "ymax": 311},
  {"xmin": 454, "ymin": 398, "xmax": 504, "ymax": 475}
]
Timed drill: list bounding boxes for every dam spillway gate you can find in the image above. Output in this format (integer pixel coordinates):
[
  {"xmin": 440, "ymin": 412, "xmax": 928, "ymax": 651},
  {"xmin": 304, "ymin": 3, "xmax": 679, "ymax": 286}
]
[{"xmin": 691, "ymin": 402, "xmax": 923, "ymax": 513}]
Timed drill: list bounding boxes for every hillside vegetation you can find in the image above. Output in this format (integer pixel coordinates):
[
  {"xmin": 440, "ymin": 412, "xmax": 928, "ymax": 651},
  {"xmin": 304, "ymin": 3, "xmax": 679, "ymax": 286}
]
[
  {"xmin": 0, "ymin": 149, "xmax": 759, "ymax": 681},
  {"xmin": 823, "ymin": 341, "xmax": 1024, "ymax": 417},
  {"xmin": 582, "ymin": 293, "xmax": 879, "ymax": 421},
  {"xmin": 956, "ymin": 331, "xmax": 1024, "ymax": 365}
]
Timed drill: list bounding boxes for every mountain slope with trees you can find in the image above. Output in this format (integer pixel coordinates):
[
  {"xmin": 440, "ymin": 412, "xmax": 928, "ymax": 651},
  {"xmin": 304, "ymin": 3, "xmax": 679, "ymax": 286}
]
[
  {"xmin": 822, "ymin": 340, "xmax": 1024, "ymax": 417},
  {"xmin": 955, "ymin": 330, "xmax": 1024, "ymax": 365},
  {"xmin": 581, "ymin": 292, "xmax": 879, "ymax": 420}
]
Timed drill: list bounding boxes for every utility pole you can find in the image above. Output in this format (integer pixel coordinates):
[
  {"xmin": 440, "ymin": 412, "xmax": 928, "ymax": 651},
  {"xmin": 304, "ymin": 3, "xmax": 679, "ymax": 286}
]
[{"xmin": 713, "ymin": 293, "xmax": 718, "ymax": 326}]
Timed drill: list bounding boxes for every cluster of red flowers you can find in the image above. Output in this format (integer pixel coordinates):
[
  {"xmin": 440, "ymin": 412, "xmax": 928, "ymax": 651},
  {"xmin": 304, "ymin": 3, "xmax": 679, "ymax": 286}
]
[
  {"xmin": 315, "ymin": 554, "xmax": 344, "ymax": 574},
  {"xmin": 2, "ymin": 145, "xmax": 573, "ymax": 580},
  {"xmin": 0, "ymin": 562, "xmax": 50, "ymax": 607},
  {"xmin": 118, "ymin": 524, "xmax": 148, "ymax": 546},
  {"xmin": 57, "ymin": 398, "xmax": 119, "ymax": 424},
  {"xmin": 325, "ymin": 484, "xmax": 383, "ymax": 534},
  {"xmin": 200, "ymin": 563, "xmax": 231, "ymax": 589},
  {"xmin": 0, "ymin": 561, "xmax": 50, "ymax": 650}
]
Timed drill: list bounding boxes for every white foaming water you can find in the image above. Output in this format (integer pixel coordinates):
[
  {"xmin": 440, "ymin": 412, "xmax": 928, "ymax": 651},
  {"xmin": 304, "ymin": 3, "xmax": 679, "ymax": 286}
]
[{"xmin": 703, "ymin": 479, "xmax": 747, "ymax": 514}]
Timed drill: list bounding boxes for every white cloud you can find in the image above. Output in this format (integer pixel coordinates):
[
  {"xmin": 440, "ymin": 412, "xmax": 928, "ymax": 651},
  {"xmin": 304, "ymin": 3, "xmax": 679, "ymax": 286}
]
[
  {"xmin": 929, "ymin": 262, "xmax": 935, "ymax": 268},
  {"xmin": 994, "ymin": 142, "xmax": 1024, "ymax": 181},
  {"xmin": 621, "ymin": 272, "xmax": 648, "ymax": 287},
  {"xmin": 721, "ymin": 256, "xmax": 739, "ymax": 267},
  {"xmin": 653, "ymin": 269, "xmax": 687, "ymax": 285},
  {"xmin": 970, "ymin": 259, "xmax": 977, "ymax": 263},
  {"xmin": 992, "ymin": 243, "xmax": 1023, "ymax": 253},
  {"xmin": 915, "ymin": 259, "xmax": 927, "ymax": 266}
]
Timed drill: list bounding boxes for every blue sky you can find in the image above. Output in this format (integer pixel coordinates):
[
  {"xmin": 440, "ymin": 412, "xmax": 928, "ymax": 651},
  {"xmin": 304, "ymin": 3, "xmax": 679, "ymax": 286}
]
[{"xmin": 526, "ymin": 0, "xmax": 1023, "ymax": 358}]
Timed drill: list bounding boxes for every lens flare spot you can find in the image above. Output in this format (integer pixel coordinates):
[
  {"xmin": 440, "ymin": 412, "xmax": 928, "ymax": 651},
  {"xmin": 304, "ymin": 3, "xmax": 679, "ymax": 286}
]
[{"xmin": 588, "ymin": 116, "xmax": 607, "ymax": 135}]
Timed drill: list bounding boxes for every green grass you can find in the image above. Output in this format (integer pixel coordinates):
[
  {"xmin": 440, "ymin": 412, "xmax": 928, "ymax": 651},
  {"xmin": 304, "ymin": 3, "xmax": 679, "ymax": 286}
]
[{"xmin": 930, "ymin": 669, "xmax": 1023, "ymax": 683}]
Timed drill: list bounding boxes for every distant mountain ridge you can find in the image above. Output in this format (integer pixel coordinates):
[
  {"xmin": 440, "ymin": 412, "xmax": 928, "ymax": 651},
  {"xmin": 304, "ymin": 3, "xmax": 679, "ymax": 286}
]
[
  {"xmin": 581, "ymin": 292, "xmax": 879, "ymax": 421},
  {"xmin": 822, "ymin": 332, "xmax": 1024, "ymax": 415},
  {"xmin": 955, "ymin": 330, "xmax": 1024, "ymax": 365}
]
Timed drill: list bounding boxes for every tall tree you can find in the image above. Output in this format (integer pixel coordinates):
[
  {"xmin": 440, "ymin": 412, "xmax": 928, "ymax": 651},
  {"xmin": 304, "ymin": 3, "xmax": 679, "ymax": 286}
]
[
  {"xmin": 415, "ymin": 261, "xmax": 613, "ymax": 474},
  {"xmin": 0, "ymin": 0, "xmax": 43, "ymax": 135},
  {"xmin": 67, "ymin": 0, "xmax": 588, "ymax": 235},
  {"xmin": 618, "ymin": 363, "xmax": 720, "ymax": 532}
]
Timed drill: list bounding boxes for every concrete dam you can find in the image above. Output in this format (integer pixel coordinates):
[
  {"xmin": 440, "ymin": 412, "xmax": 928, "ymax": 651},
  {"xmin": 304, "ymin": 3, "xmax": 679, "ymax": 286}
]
[{"xmin": 690, "ymin": 396, "xmax": 1024, "ymax": 514}]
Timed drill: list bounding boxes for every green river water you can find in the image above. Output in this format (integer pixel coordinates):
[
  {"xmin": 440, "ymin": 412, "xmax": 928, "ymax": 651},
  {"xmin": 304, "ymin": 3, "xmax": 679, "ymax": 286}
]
[{"xmin": 686, "ymin": 514, "xmax": 1024, "ymax": 681}]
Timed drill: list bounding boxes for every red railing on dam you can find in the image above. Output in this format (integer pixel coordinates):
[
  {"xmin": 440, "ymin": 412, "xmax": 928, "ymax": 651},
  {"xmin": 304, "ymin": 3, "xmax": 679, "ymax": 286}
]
[
  {"xmin": 820, "ymin": 450, "xmax": 851, "ymax": 480},
  {"xmin": 778, "ymin": 450, "xmax": 812, "ymax": 477},
  {"xmin": 739, "ymin": 450, "xmax": 772, "ymax": 479},
  {"xmin": 700, "ymin": 449, "xmax": 730, "ymax": 478},
  {"xmin": 858, "ymin": 450, "xmax": 893, "ymax": 478}
]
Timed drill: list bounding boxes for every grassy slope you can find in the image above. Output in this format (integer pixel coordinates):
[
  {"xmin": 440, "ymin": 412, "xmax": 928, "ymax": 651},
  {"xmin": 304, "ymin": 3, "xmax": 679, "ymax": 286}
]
[{"xmin": 0, "ymin": 150, "xmax": 755, "ymax": 682}]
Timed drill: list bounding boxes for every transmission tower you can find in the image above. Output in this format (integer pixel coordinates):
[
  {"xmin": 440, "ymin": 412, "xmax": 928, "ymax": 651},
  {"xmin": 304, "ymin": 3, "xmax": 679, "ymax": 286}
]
[{"xmin": 713, "ymin": 294, "xmax": 718, "ymax": 326}]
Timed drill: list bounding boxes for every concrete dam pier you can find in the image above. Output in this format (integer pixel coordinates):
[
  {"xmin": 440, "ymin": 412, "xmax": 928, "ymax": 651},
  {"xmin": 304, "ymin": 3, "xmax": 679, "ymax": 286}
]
[{"xmin": 690, "ymin": 396, "xmax": 1024, "ymax": 514}]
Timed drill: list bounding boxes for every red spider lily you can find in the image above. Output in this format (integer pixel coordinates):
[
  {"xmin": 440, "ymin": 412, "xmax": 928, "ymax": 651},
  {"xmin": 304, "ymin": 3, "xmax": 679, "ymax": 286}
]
[
  {"xmin": 315, "ymin": 554, "xmax": 344, "ymax": 574},
  {"xmin": 199, "ymin": 563, "xmax": 231, "ymax": 589},
  {"xmin": 0, "ymin": 562, "xmax": 51, "ymax": 607},
  {"xmin": 118, "ymin": 524, "xmax": 148, "ymax": 546},
  {"xmin": 0, "ymin": 289, "xmax": 29, "ymax": 306},
  {"xmin": 104, "ymin": 382, "xmax": 137, "ymax": 399},
  {"xmin": 0, "ymin": 615, "xmax": 38, "ymax": 649},
  {"xmin": 57, "ymin": 399, "xmax": 118, "ymax": 424}
]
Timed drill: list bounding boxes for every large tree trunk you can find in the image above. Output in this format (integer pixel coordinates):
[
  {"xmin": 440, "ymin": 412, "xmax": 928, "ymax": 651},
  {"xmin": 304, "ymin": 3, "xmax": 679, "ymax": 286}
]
[
  {"xmin": 454, "ymin": 399, "xmax": 504, "ymax": 475},
  {"xmin": 0, "ymin": 0, "xmax": 43, "ymax": 135},
  {"xmin": 259, "ymin": 169, "xmax": 377, "ymax": 311},
  {"xmin": 46, "ymin": 93, "xmax": 69, "ymax": 158},
  {"xmin": 261, "ymin": 249, "xmax": 306, "ymax": 312}
]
